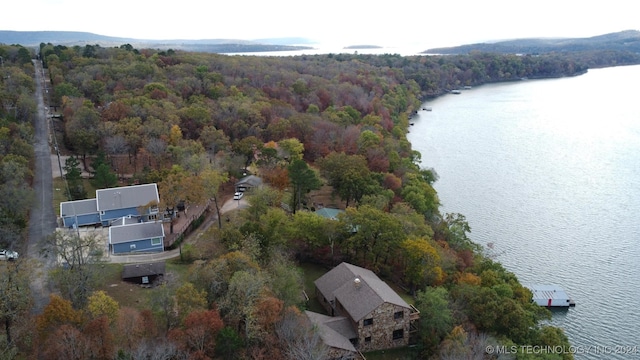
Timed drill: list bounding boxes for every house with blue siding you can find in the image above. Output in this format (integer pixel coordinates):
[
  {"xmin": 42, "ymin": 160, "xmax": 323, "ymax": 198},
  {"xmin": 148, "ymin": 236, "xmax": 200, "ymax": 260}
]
[
  {"xmin": 109, "ymin": 218, "xmax": 165, "ymax": 254},
  {"xmin": 60, "ymin": 198, "xmax": 100, "ymax": 228},
  {"xmin": 96, "ymin": 183, "xmax": 160, "ymax": 226}
]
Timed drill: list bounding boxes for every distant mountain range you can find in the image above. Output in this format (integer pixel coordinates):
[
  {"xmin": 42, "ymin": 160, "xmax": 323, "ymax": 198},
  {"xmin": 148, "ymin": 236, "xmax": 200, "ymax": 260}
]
[
  {"xmin": 424, "ymin": 30, "xmax": 640, "ymax": 55},
  {"xmin": 3, "ymin": 30, "xmax": 640, "ymax": 56},
  {"xmin": 0, "ymin": 30, "xmax": 314, "ymax": 53}
]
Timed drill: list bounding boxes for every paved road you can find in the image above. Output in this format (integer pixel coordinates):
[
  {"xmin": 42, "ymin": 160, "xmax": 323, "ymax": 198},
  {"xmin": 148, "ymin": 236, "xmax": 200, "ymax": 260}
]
[
  {"xmin": 26, "ymin": 61, "xmax": 247, "ymax": 311},
  {"xmin": 27, "ymin": 60, "xmax": 58, "ymax": 313}
]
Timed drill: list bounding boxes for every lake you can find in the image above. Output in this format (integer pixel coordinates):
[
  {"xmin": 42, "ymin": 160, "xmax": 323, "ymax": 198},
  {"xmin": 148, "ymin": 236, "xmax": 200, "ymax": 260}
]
[
  {"xmin": 224, "ymin": 42, "xmax": 428, "ymax": 57},
  {"xmin": 408, "ymin": 65, "xmax": 640, "ymax": 359}
]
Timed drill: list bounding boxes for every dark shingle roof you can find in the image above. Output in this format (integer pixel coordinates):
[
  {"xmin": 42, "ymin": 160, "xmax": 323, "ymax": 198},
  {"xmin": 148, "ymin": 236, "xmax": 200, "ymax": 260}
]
[
  {"xmin": 96, "ymin": 183, "xmax": 159, "ymax": 212},
  {"xmin": 305, "ymin": 311, "xmax": 357, "ymax": 352},
  {"xmin": 122, "ymin": 262, "xmax": 165, "ymax": 279},
  {"xmin": 314, "ymin": 262, "xmax": 410, "ymax": 321}
]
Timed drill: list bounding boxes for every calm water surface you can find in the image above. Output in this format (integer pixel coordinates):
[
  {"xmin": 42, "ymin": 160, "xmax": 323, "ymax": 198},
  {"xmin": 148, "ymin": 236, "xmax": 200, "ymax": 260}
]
[{"xmin": 408, "ymin": 65, "xmax": 640, "ymax": 359}]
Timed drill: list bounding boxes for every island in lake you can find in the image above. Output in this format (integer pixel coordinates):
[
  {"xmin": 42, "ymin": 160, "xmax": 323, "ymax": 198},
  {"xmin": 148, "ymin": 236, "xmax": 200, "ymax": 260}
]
[{"xmin": 344, "ymin": 45, "xmax": 383, "ymax": 49}]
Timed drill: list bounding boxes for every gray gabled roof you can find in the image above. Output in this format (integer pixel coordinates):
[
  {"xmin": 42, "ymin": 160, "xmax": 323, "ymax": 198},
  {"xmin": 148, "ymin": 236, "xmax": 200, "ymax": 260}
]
[
  {"xmin": 96, "ymin": 183, "xmax": 159, "ymax": 212},
  {"xmin": 305, "ymin": 311, "xmax": 357, "ymax": 353},
  {"xmin": 315, "ymin": 262, "xmax": 410, "ymax": 322},
  {"xmin": 60, "ymin": 198, "xmax": 98, "ymax": 216},
  {"xmin": 109, "ymin": 221, "xmax": 164, "ymax": 245},
  {"xmin": 110, "ymin": 216, "xmax": 140, "ymax": 226}
]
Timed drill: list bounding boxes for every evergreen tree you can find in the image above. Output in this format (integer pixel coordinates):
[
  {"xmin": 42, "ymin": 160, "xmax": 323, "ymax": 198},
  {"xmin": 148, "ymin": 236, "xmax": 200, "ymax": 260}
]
[
  {"xmin": 63, "ymin": 156, "xmax": 86, "ymax": 200},
  {"xmin": 287, "ymin": 159, "xmax": 321, "ymax": 213}
]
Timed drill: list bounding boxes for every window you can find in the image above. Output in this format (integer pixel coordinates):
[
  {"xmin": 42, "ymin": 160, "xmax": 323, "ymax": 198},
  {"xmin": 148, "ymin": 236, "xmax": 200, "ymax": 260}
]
[
  {"xmin": 392, "ymin": 329, "xmax": 404, "ymax": 340},
  {"xmin": 365, "ymin": 336, "xmax": 371, "ymax": 343},
  {"xmin": 151, "ymin": 238, "xmax": 162, "ymax": 246},
  {"xmin": 394, "ymin": 311, "xmax": 404, "ymax": 320},
  {"xmin": 363, "ymin": 318, "xmax": 373, "ymax": 326}
]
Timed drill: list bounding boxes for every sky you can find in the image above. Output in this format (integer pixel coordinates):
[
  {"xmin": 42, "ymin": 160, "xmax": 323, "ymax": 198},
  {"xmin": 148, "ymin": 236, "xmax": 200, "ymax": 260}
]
[{"xmin": 3, "ymin": 0, "xmax": 638, "ymax": 49}]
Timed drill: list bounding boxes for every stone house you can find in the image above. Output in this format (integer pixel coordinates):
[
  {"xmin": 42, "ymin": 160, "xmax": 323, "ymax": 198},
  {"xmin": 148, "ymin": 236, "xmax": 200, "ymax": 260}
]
[{"xmin": 311, "ymin": 262, "xmax": 420, "ymax": 353}]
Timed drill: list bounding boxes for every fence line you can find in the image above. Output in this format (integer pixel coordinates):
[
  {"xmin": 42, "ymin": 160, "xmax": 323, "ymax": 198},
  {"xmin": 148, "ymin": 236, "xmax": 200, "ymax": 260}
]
[{"xmin": 164, "ymin": 200, "xmax": 210, "ymax": 248}]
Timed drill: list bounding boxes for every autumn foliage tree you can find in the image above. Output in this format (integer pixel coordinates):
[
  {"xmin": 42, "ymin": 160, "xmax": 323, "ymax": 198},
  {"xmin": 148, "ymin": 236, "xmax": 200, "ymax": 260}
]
[
  {"xmin": 169, "ymin": 308, "xmax": 224, "ymax": 358},
  {"xmin": 30, "ymin": 41, "xmax": 586, "ymax": 357},
  {"xmin": 401, "ymin": 237, "xmax": 444, "ymax": 293},
  {"xmin": 86, "ymin": 290, "xmax": 119, "ymax": 324}
]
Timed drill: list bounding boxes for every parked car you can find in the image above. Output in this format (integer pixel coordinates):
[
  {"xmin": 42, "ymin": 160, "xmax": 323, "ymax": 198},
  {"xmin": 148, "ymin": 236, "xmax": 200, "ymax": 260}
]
[
  {"xmin": 0, "ymin": 249, "xmax": 19, "ymax": 261},
  {"xmin": 233, "ymin": 192, "xmax": 244, "ymax": 200}
]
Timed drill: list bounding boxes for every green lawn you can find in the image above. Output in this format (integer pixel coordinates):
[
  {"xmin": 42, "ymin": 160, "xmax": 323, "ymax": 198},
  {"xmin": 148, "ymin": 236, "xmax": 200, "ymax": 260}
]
[
  {"xmin": 96, "ymin": 258, "xmax": 193, "ymax": 311},
  {"xmin": 94, "ymin": 263, "xmax": 154, "ymax": 310},
  {"xmin": 387, "ymin": 279, "xmax": 415, "ymax": 307},
  {"xmin": 363, "ymin": 347, "xmax": 418, "ymax": 360},
  {"xmin": 52, "ymin": 177, "xmax": 97, "ymax": 216},
  {"xmin": 299, "ymin": 262, "xmax": 328, "ymax": 313}
]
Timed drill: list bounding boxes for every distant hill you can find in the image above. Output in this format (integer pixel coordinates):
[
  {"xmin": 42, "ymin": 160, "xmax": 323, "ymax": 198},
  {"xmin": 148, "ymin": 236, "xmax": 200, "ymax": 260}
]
[
  {"xmin": 0, "ymin": 30, "xmax": 313, "ymax": 53},
  {"xmin": 0, "ymin": 30, "xmax": 135, "ymax": 46},
  {"xmin": 424, "ymin": 30, "xmax": 640, "ymax": 55}
]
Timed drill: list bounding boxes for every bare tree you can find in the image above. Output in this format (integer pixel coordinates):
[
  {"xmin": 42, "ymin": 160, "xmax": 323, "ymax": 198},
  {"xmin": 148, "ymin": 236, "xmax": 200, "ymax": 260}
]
[
  {"xmin": 104, "ymin": 135, "xmax": 129, "ymax": 160},
  {"xmin": 131, "ymin": 338, "xmax": 188, "ymax": 360},
  {"xmin": 41, "ymin": 230, "xmax": 105, "ymax": 308},
  {"xmin": 0, "ymin": 260, "xmax": 32, "ymax": 345},
  {"xmin": 145, "ymin": 138, "xmax": 168, "ymax": 169},
  {"xmin": 276, "ymin": 308, "xmax": 329, "ymax": 360}
]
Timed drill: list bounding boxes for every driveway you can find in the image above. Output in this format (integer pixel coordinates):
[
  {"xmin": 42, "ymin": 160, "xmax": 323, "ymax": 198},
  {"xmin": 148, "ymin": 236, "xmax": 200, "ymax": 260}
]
[{"xmin": 51, "ymin": 154, "xmax": 92, "ymax": 178}]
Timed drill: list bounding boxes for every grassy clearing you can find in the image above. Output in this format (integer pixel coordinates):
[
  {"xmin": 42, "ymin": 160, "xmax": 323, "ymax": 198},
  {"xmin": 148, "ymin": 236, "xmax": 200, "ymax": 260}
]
[
  {"xmin": 364, "ymin": 346, "xmax": 418, "ymax": 360},
  {"xmin": 95, "ymin": 258, "xmax": 194, "ymax": 311},
  {"xmin": 52, "ymin": 177, "xmax": 98, "ymax": 216},
  {"xmin": 387, "ymin": 280, "xmax": 415, "ymax": 307},
  {"xmin": 299, "ymin": 262, "xmax": 328, "ymax": 313},
  {"xmin": 95, "ymin": 263, "xmax": 154, "ymax": 311}
]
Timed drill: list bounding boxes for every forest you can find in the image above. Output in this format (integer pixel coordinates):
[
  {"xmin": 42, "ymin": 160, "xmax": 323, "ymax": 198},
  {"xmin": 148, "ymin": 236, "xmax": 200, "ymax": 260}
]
[{"xmin": 0, "ymin": 42, "xmax": 592, "ymax": 359}]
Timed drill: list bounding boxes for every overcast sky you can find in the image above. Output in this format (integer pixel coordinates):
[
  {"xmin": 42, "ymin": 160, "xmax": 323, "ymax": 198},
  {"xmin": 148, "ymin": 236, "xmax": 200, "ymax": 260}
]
[{"xmin": 4, "ymin": 0, "xmax": 638, "ymax": 49}]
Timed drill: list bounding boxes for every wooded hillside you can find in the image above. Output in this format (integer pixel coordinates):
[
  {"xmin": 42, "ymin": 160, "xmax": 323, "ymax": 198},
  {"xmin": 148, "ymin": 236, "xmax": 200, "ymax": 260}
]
[{"xmin": 0, "ymin": 42, "xmax": 584, "ymax": 359}]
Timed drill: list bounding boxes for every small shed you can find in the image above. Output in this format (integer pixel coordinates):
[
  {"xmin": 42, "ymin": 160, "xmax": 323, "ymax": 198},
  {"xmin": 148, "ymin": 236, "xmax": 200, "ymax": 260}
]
[
  {"xmin": 122, "ymin": 262, "xmax": 165, "ymax": 285},
  {"xmin": 526, "ymin": 284, "xmax": 575, "ymax": 307}
]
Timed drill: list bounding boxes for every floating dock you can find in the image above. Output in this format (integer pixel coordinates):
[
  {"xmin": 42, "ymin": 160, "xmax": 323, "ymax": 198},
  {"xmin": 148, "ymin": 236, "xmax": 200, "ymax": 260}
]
[{"xmin": 526, "ymin": 284, "xmax": 575, "ymax": 307}]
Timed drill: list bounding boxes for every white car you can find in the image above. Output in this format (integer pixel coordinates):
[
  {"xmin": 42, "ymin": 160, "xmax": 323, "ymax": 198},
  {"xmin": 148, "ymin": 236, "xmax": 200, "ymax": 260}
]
[
  {"xmin": 233, "ymin": 192, "xmax": 244, "ymax": 200},
  {"xmin": 0, "ymin": 249, "xmax": 19, "ymax": 261}
]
